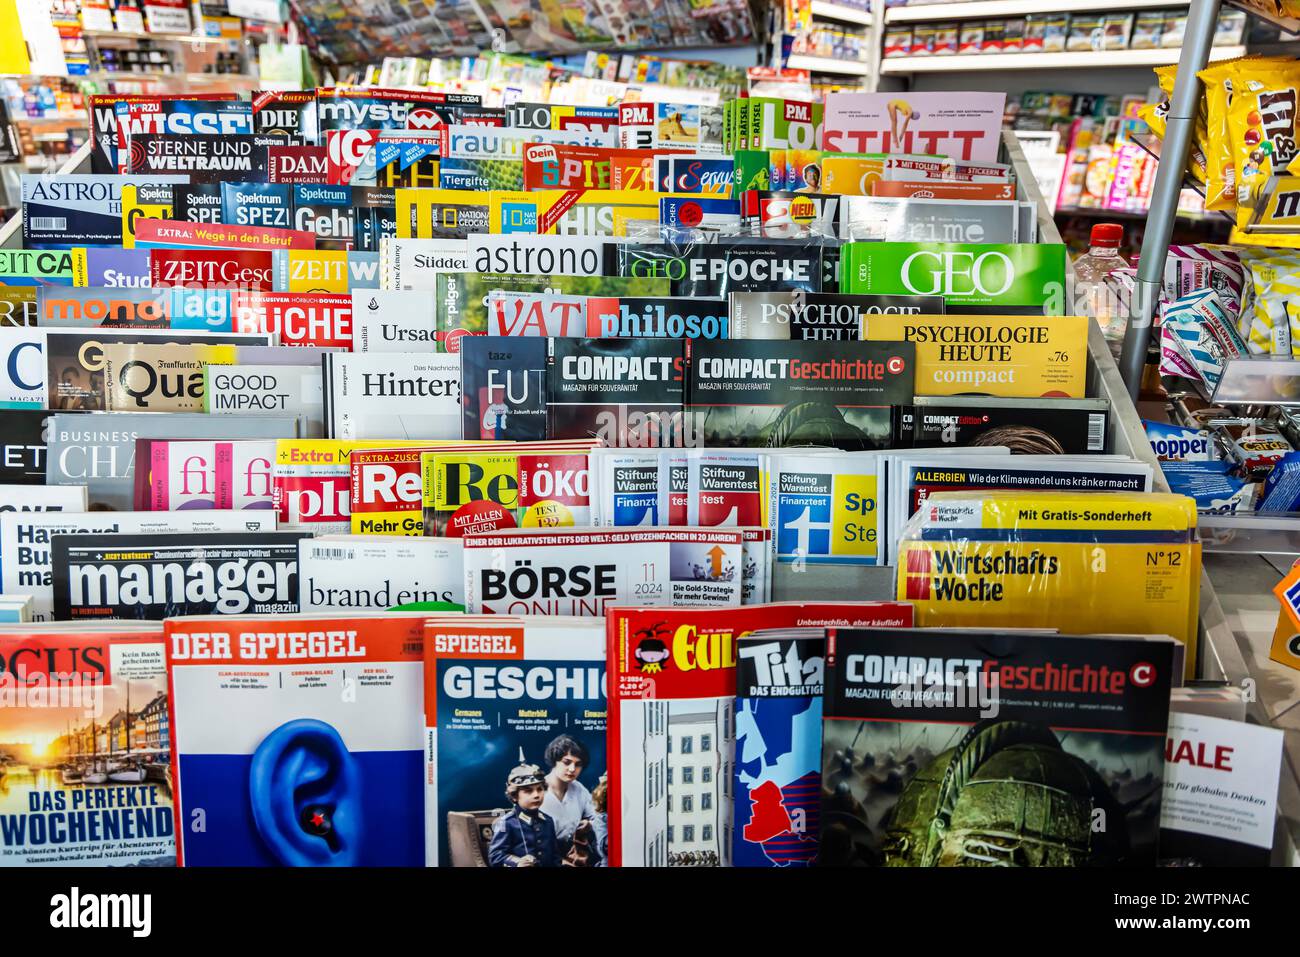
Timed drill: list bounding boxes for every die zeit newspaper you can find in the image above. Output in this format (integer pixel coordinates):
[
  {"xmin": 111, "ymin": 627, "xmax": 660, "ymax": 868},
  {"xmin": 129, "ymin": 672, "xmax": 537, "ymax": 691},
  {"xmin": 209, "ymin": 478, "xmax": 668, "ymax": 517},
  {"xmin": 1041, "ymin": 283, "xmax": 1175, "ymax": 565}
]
[{"xmin": 605, "ymin": 601, "xmax": 913, "ymax": 866}]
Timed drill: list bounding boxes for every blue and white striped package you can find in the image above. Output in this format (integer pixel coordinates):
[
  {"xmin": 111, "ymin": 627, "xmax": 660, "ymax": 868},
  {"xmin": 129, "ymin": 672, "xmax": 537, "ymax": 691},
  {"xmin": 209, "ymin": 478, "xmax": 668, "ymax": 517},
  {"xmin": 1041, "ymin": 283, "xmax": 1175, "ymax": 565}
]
[
  {"xmin": 1143, "ymin": 419, "xmax": 1217, "ymax": 462},
  {"xmin": 1162, "ymin": 289, "xmax": 1248, "ymax": 392}
]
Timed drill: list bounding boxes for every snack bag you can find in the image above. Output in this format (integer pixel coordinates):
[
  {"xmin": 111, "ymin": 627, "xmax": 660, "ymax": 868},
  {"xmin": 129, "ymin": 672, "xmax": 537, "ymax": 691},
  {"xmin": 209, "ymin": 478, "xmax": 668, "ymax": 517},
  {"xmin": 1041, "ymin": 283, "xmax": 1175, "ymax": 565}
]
[
  {"xmin": 1229, "ymin": 59, "xmax": 1300, "ymax": 238},
  {"xmin": 1197, "ymin": 56, "xmax": 1264, "ymax": 211},
  {"xmin": 1245, "ymin": 250, "xmax": 1300, "ymax": 355},
  {"xmin": 1140, "ymin": 64, "xmax": 1209, "ymax": 183}
]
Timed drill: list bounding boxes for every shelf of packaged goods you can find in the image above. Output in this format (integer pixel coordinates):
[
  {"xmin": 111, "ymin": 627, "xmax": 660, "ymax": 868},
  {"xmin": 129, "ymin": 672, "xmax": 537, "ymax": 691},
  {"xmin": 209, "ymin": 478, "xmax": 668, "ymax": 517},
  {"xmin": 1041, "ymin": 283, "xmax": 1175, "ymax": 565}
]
[
  {"xmin": 810, "ymin": 1, "xmax": 875, "ymax": 25},
  {"xmin": 880, "ymin": 44, "xmax": 1245, "ymax": 71},
  {"xmin": 11, "ymin": 113, "xmax": 89, "ymax": 124},
  {"xmin": 1055, "ymin": 203, "xmax": 1228, "ymax": 224},
  {"xmin": 83, "ymin": 70, "xmax": 256, "ymax": 83},
  {"xmin": 784, "ymin": 54, "xmax": 874, "ymax": 74},
  {"xmin": 1223, "ymin": 0, "xmax": 1300, "ymax": 32},
  {"xmin": 884, "ymin": 0, "xmax": 1187, "ymax": 21},
  {"xmin": 80, "ymin": 28, "xmax": 241, "ymax": 43}
]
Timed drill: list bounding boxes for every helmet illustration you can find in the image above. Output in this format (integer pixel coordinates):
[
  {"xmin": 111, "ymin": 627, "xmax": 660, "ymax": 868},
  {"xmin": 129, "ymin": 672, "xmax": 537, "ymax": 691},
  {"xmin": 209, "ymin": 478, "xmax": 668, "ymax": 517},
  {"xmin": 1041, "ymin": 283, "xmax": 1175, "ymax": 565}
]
[
  {"xmin": 766, "ymin": 401, "xmax": 873, "ymax": 450},
  {"xmin": 882, "ymin": 719, "xmax": 1129, "ymax": 867},
  {"xmin": 505, "ymin": 747, "xmax": 547, "ymax": 800}
]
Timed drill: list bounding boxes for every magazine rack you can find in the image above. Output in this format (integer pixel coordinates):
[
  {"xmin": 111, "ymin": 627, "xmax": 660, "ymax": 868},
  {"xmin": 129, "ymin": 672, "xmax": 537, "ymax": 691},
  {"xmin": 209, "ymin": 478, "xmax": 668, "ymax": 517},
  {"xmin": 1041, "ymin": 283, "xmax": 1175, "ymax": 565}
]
[{"xmin": 8, "ymin": 132, "xmax": 1295, "ymax": 859}]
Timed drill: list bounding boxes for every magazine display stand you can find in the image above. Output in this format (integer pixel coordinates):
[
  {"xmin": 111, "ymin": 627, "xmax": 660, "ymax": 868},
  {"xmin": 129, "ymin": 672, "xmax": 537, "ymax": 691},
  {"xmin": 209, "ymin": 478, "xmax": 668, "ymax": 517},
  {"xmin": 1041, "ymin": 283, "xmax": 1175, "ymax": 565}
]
[{"xmin": 7, "ymin": 131, "xmax": 1295, "ymax": 863}]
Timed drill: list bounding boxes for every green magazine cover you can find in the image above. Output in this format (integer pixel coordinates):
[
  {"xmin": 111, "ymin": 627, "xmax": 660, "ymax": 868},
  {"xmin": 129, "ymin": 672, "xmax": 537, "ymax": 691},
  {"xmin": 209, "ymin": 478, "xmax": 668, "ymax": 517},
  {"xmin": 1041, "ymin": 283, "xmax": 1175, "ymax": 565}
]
[
  {"xmin": 734, "ymin": 150, "xmax": 772, "ymax": 192},
  {"xmin": 747, "ymin": 98, "xmax": 823, "ymax": 151},
  {"xmin": 840, "ymin": 242, "xmax": 1068, "ymax": 311}
]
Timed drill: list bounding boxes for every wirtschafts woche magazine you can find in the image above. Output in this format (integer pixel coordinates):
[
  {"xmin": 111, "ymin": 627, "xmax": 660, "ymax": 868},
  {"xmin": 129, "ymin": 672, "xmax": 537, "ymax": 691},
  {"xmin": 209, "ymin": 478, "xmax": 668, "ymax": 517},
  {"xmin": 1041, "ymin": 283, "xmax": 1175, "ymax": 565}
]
[{"xmin": 0, "ymin": 85, "xmax": 1283, "ymax": 872}]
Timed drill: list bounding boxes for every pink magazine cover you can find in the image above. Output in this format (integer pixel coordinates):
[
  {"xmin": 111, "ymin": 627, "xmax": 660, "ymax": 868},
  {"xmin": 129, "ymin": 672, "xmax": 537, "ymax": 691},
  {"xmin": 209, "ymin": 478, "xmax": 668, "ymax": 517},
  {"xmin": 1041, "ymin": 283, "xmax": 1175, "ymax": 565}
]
[
  {"xmin": 142, "ymin": 439, "xmax": 277, "ymax": 510},
  {"xmin": 822, "ymin": 92, "xmax": 1006, "ymax": 161}
]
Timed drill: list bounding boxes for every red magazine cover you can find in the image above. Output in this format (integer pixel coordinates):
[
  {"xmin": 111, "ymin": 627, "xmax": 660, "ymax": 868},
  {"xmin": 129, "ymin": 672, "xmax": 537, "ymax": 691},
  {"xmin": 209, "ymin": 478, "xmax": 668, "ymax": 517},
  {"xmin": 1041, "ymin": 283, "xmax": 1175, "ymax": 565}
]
[
  {"xmin": 605, "ymin": 601, "xmax": 913, "ymax": 866},
  {"xmin": 149, "ymin": 249, "xmax": 275, "ymax": 290},
  {"xmin": 231, "ymin": 291, "xmax": 353, "ymax": 348}
]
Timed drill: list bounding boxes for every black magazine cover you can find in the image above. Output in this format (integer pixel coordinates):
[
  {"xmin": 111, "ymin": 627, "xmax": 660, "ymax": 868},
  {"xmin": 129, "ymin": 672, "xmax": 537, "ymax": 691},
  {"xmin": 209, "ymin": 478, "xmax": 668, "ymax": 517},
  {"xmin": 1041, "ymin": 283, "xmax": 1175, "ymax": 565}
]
[
  {"xmin": 606, "ymin": 240, "xmax": 825, "ymax": 297},
  {"xmin": 50, "ymin": 531, "xmax": 310, "ymax": 620},
  {"xmin": 686, "ymin": 339, "xmax": 914, "ymax": 450},
  {"xmin": 895, "ymin": 396, "xmax": 1110, "ymax": 454},
  {"xmin": 122, "ymin": 134, "xmax": 277, "ymax": 183},
  {"xmin": 0, "ymin": 408, "xmax": 69, "ymax": 484},
  {"xmin": 547, "ymin": 338, "xmax": 685, "ymax": 447},
  {"xmin": 820, "ymin": 628, "xmax": 1174, "ymax": 867},
  {"xmin": 459, "ymin": 335, "xmax": 548, "ymax": 441}
]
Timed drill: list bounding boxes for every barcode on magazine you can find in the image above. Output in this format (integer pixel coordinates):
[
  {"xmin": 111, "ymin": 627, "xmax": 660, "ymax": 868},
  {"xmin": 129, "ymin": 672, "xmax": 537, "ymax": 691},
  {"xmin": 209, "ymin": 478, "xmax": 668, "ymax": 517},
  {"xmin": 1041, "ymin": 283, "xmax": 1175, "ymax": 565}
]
[
  {"xmin": 31, "ymin": 217, "xmax": 67, "ymax": 231},
  {"xmin": 1088, "ymin": 413, "xmax": 1106, "ymax": 451},
  {"xmin": 316, "ymin": 548, "xmax": 355, "ymax": 560}
]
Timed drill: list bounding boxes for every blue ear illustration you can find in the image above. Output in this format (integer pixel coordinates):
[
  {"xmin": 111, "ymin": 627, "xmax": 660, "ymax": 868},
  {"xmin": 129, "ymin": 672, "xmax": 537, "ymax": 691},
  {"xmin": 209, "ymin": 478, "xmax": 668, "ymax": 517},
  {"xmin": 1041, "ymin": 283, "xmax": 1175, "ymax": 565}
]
[{"xmin": 249, "ymin": 719, "xmax": 363, "ymax": 867}]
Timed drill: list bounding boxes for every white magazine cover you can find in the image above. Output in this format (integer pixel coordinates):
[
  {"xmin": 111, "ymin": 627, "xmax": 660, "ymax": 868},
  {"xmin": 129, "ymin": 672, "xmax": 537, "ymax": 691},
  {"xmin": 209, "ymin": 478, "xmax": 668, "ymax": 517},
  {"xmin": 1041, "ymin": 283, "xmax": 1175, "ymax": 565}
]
[
  {"xmin": 765, "ymin": 450, "xmax": 885, "ymax": 567},
  {"xmin": 486, "ymin": 291, "xmax": 587, "ymax": 337},
  {"xmin": 204, "ymin": 363, "xmax": 326, "ymax": 437},
  {"xmin": 323, "ymin": 352, "xmax": 461, "ymax": 440},
  {"xmin": 1161, "ymin": 712, "xmax": 1284, "ymax": 865},
  {"xmin": 686, "ymin": 449, "xmax": 767, "ymax": 528},
  {"xmin": 350, "ymin": 290, "xmax": 437, "ymax": 352},
  {"xmin": 883, "ymin": 451, "xmax": 1150, "ymax": 565},
  {"xmin": 0, "ymin": 484, "xmax": 87, "ymax": 514},
  {"xmin": 381, "ymin": 237, "xmax": 472, "ymax": 291},
  {"xmin": 874, "ymin": 446, "xmax": 1009, "ymax": 565},
  {"xmin": 739, "ymin": 527, "xmax": 771, "ymax": 605},
  {"xmin": 467, "ymin": 234, "xmax": 607, "ymax": 278},
  {"xmin": 657, "ymin": 449, "xmax": 687, "ymax": 527},
  {"xmin": 0, "ymin": 328, "xmax": 44, "ymax": 408},
  {"xmin": 297, "ymin": 535, "xmax": 464, "ymax": 612},
  {"xmin": 461, "ymin": 527, "xmax": 745, "ymax": 615},
  {"xmin": 590, "ymin": 448, "xmax": 662, "ymax": 526},
  {"xmin": 1, "ymin": 509, "xmax": 277, "ymax": 620}
]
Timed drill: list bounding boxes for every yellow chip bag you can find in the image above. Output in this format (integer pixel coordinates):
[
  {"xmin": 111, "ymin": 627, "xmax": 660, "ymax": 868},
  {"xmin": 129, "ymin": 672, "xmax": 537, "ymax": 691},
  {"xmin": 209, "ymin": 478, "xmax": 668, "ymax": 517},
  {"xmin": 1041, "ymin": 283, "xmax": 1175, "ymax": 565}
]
[
  {"xmin": 1198, "ymin": 57, "xmax": 1271, "ymax": 211},
  {"xmin": 1144, "ymin": 66, "xmax": 1209, "ymax": 183},
  {"xmin": 1228, "ymin": 59, "xmax": 1300, "ymax": 234}
]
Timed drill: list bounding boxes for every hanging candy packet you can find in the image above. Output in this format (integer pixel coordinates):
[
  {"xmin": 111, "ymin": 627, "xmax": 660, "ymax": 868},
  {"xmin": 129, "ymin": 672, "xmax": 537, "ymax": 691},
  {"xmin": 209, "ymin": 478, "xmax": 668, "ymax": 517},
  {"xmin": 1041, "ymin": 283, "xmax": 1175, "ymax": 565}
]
[
  {"xmin": 1228, "ymin": 59, "xmax": 1300, "ymax": 236},
  {"xmin": 1197, "ymin": 56, "xmax": 1271, "ymax": 212},
  {"xmin": 1139, "ymin": 65, "xmax": 1209, "ymax": 183}
]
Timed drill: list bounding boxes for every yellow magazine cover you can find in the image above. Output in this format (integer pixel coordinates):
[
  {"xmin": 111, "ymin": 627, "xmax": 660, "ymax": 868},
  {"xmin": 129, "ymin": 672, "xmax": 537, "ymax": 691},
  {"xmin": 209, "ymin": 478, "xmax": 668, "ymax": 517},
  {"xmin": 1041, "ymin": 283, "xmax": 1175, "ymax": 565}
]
[
  {"xmin": 896, "ymin": 491, "xmax": 1201, "ymax": 676},
  {"xmin": 396, "ymin": 188, "xmax": 491, "ymax": 239},
  {"xmin": 274, "ymin": 438, "xmax": 457, "ymax": 531},
  {"xmin": 280, "ymin": 250, "xmax": 353, "ymax": 293},
  {"xmin": 487, "ymin": 189, "xmax": 695, "ymax": 235},
  {"xmin": 861, "ymin": 313, "xmax": 1090, "ymax": 398},
  {"xmin": 102, "ymin": 342, "xmax": 238, "ymax": 412},
  {"xmin": 421, "ymin": 448, "xmax": 594, "ymax": 536},
  {"xmin": 820, "ymin": 154, "xmax": 889, "ymax": 196}
]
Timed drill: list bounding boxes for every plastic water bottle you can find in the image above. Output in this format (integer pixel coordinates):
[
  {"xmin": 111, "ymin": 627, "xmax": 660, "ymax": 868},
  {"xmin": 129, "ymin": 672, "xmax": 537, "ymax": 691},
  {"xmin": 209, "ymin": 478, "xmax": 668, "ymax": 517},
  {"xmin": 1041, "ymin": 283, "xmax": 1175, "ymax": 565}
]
[{"xmin": 1073, "ymin": 223, "xmax": 1130, "ymax": 358}]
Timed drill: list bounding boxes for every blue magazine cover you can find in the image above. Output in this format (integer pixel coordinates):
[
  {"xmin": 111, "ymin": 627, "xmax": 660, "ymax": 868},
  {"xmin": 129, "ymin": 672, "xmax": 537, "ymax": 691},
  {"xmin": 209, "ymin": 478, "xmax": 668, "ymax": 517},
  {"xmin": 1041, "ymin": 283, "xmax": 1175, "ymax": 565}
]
[
  {"xmin": 733, "ymin": 628, "xmax": 824, "ymax": 867},
  {"xmin": 165, "ymin": 612, "xmax": 426, "ymax": 866},
  {"xmin": 425, "ymin": 615, "xmax": 607, "ymax": 867}
]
